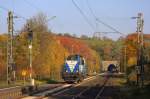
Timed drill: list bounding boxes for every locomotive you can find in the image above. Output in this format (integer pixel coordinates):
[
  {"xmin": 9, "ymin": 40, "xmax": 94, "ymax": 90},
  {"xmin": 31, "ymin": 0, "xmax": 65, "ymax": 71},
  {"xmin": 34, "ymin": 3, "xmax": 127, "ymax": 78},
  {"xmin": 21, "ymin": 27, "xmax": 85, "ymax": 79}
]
[
  {"xmin": 107, "ymin": 64, "xmax": 118, "ymax": 73},
  {"xmin": 62, "ymin": 54, "xmax": 87, "ymax": 83}
]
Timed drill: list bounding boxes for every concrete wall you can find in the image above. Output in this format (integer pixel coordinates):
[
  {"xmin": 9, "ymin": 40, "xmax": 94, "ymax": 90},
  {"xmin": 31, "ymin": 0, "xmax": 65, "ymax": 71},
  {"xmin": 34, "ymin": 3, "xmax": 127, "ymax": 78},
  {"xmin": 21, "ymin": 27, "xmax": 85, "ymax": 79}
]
[{"xmin": 102, "ymin": 61, "xmax": 119, "ymax": 72}]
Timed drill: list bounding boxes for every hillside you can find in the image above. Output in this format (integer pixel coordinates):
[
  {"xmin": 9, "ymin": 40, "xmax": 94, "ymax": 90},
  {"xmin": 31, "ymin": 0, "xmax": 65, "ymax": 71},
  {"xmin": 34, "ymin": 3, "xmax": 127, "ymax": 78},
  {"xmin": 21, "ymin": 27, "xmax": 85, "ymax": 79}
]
[{"xmin": 0, "ymin": 33, "xmax": 101, "ymax": 81}]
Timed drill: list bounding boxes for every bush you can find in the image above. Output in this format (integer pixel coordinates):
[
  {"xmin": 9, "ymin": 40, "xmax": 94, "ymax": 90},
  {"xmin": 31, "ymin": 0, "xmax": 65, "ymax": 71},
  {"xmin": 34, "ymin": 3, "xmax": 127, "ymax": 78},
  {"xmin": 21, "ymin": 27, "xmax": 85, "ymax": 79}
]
[{"xmin": 46, "ymin": 79, "xmax": 58, "ymax": 84}]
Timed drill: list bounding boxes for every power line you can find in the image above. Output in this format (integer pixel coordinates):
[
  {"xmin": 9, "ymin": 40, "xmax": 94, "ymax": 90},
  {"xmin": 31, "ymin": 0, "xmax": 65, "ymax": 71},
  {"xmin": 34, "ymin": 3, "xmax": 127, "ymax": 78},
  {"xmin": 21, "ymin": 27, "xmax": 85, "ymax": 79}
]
[
  {"xmin": 0, "ymin": 5, "xmax": 27, "ymax": 20},
  {"xmin": 86, "ymin": 0, "xmax": 125, "ymax": 36},
  {"xmin": 0, "ymin": 6, "xmax": 10, "ymax": 12},
  {"xmin": 72, "ymin": 0, "xmax": 95, "ymax": 31},
  {"xmin": 86, "ymin": 0, "xmax": 99, "ymax": 31},
  {"xmin": 23, "ymin": 0, "xmax": 41, "ymax": 11},
  {"xmin": 0, "ymin": 5, "xmax": 56, "ymax": 33},
  {"xmin": 96, "ymin": 18, "xmax": 125, "ymax": 36},
  {"xmin": 86, "ymin": 0, "xmax": 97, "ymax": 19}
]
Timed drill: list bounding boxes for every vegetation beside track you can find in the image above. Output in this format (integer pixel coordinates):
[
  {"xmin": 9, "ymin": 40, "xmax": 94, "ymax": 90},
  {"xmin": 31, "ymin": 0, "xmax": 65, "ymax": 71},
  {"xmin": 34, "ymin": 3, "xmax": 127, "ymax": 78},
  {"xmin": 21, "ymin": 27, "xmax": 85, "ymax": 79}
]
[{"xmin": 119, "ymin": 84, "xmax": 150, "ymax": 99}]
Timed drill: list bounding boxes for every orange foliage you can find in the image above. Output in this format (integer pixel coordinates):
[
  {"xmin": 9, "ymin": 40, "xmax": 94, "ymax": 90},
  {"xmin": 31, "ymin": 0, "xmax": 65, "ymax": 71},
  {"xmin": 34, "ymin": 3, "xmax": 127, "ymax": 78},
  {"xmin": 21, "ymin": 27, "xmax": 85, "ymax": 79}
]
[
  {"xmin": 125, "ymin": 33, "xmax": 150, "ymax": 66},
  {"xmin": 57, "ymin": 36, "xmax": 92, "ymax": 59},
  {"xmin": 57, "ymin": 36, "xmax": 101, "ymax": 74}
]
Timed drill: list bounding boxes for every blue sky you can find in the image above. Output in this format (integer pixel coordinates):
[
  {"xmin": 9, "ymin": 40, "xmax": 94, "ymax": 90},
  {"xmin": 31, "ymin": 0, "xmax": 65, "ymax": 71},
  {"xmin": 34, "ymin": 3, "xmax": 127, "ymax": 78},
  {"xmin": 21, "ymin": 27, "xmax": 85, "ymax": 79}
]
[{"xmin": 0, "ymin": 0, "xmax": 150, "ymax": 39}]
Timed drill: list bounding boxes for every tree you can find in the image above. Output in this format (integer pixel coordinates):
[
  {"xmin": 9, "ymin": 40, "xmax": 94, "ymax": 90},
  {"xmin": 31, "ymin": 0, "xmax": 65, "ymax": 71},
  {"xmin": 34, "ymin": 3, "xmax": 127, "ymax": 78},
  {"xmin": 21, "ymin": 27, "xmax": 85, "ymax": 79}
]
[
  {"xmin": 63, "ymin": 33, "xmax": 72, "ymax": 37},
  {"xmin": 124, "ymin": 33, "xmax": 150, "ymax": 82},
  {"xmin": 22, "ymin": 12, "xmax": 48, "ymax": 33},
  {"xmin": 57, "ymin": 35, "xmax": 101, "ymax": 74},
  {"xmin": 0, "ymin": 35, "xmax": 7, "ymax": 80},
  {"xmin": 80, "ymin": 35, "xmax": 89, "ymax": 39},
  {"xmin": 83, "ymin": 37, "xmax": 123, "ymax": 61}
]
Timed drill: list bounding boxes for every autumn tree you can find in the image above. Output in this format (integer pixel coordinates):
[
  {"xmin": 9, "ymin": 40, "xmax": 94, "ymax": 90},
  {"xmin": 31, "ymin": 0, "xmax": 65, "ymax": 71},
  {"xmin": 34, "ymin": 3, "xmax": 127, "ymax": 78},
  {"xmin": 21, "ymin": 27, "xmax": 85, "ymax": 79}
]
[
  {"xmin": 0, "ymin": 35, "xmax": 7, "ymax": 80},
  {"xmin": 83, "ymin": 37, "xmax": 124, "ymax": 61},
  {"xmin": 124, "ymin": 33, "xmax": 150, "ymax": 82},
  {"xmin": 14, "ymin": 13, "xmax": 70, "ymax": 81},
  {"xmin": 57, "ymin": 35, "xmax": 101, "ymax": 74}
]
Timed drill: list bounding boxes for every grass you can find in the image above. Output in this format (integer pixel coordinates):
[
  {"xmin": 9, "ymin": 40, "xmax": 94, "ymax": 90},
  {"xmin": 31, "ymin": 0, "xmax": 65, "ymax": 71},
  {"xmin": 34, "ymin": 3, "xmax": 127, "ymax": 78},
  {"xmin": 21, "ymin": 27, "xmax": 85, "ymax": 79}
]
[
  {"xmin": 126, "ymin": 85, "xmax": 150, "ymax": 99},
  {"xmin": 0, "ymin": 78, "xmax": 62, "ymax": 89},
  {"xmin": 119, "ymin": 82, "xmax": 150, "ymax": 99},
  {"xmin": 36, "ymin": 78, "xmax": 60, "ymax": 84},
  {"xmin": 114, "ymin": 78, "xmax": 126, "ymax": 86},
  {"xmin": 0, "ymin": 79, "xmax": 48, "ymax": 89},
  {"xmin": 46, "ymin": 79, "xmax": 59, "ymax": 84},
  {"xmin": 0, "ymin": 81, "xmax": 24, "ymax": 89},
  {"xmin": 107, "ymin": 77, "xmax": 150, "ymax": 99}
]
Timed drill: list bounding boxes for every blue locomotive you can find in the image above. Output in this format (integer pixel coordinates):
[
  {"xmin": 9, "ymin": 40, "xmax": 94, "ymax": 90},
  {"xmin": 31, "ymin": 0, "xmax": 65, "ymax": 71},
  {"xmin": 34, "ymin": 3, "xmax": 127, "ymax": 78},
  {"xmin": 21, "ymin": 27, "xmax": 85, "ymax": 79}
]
[
  {"xmin": 62, "ymin": 54, "xmax": 87, "ymax": 83},
  {"xmin": 107, "ymin": 64, "xmax": 118, "ymax": 73}
]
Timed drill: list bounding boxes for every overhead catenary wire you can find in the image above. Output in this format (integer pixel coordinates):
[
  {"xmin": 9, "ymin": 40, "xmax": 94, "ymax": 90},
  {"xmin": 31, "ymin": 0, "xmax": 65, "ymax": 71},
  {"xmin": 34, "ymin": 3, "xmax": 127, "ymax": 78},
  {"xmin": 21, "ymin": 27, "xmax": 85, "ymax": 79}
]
[
  {"xmin": 86, "ymin": 0, "xmax": 97, "ymax": 20},
  {"xmin": 86, "ymin": 0, "xmax": 99, "ymax": 32},
  {"xmin": 0, "ymin": 5, "xmax": 27, "ymax": 20},
  {"xmin": 0, "ymin": 5, "xmax": 43, "ymax": 32},
  {"xmin": 72, "ymin": 0, "xmax": 96, "ymax": 31},
  {"xmin": 23, "ymin": 0, "xmax": 58, "ymax": 32},
  {"xmin": 0, "ymin": 6, "xmax": 9, "ymax": 12},
  {"xmin": 23, "ymin": 0, "xmax": 41, "ymax": 11},
  {"xmin": 86, "ymin": 0, "xmax": 125, "ymax": 36},
  {"xmin": 96, "ymin": 18, "xmax": 125, "ymax": 36},
  {"xmin": 0, "ymin": 5, "xmax": 55, "ymax": 33},
  {"xmin": 0, "ymin": 5, "xmax": 35, "ymax": 35}
]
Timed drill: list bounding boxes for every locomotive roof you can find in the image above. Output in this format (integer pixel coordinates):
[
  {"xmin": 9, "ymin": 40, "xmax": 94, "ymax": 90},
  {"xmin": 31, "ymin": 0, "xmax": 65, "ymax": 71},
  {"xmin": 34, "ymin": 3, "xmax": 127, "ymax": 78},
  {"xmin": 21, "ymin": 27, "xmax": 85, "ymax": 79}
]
[{"xmin": 68, "ymin": 54, "xmax": 83, "ymax": 57}]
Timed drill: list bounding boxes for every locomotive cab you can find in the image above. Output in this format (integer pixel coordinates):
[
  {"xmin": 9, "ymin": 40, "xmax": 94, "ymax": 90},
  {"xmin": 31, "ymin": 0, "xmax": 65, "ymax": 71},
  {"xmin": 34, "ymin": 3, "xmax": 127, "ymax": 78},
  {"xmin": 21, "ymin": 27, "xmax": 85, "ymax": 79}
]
[{"xmin": 62, "ymin": 54, "xmax": 87, "ymax": 83}]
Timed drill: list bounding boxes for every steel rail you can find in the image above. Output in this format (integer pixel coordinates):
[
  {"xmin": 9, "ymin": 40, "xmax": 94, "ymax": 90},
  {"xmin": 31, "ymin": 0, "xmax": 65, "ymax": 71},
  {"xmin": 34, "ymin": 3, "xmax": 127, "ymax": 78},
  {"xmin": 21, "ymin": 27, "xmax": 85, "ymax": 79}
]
[
  {"xmin": 72, "ymin": 75, "xmax": 109, "ymax": 99},
  {"xmin": 95, "ymin": 76, "xmax": 110, "ymax": 99}
]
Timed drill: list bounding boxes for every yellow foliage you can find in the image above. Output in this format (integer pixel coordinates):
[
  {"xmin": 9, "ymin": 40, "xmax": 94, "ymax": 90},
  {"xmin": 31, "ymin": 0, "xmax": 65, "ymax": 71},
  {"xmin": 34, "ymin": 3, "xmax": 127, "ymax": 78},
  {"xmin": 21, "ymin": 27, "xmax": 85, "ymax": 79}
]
[{"xmin": 127, "ymin": 57, "xmax": 137, "ymax": 67}]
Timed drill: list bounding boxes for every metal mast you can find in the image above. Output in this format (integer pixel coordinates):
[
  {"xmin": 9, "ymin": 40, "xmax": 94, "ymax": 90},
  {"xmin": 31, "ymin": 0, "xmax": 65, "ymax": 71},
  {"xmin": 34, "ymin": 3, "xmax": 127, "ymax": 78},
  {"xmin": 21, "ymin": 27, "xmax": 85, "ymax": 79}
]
[
  {"xmin": 7, "ymin": 11, "xmax": 15, "ymax": 84},
  {"xmin": 136, "ymin": 13, "xmax": 144, "ymax": 87}
]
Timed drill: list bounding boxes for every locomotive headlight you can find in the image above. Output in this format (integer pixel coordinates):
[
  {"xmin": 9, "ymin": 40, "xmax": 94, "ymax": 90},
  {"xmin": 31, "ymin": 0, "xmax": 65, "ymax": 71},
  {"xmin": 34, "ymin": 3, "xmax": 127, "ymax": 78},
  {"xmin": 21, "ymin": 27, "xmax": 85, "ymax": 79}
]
[{"xmin": 66, "ymin": 70, "xmax": 68, "ymax": 72}]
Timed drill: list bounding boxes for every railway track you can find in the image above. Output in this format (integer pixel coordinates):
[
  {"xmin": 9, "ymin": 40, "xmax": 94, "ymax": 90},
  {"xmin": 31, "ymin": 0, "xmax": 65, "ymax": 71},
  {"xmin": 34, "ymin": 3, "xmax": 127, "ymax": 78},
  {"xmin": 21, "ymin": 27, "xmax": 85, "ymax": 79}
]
[
  {"xmin": 0, "ymin": 86, "xmax": 24, "ymax": 99},
  {"xmin": 22, "ymin": 73, "xmax": 121, "ymax": 99},
  {"xmin": 21, "ymin": 75, "xmax": 97, "ymax": 99},
  {"xmin": 48, "ymin": 75, "xmax": 109, "ymax": 99},
  {"xmin": 72, "ymin": 76, "xmax": 109, "ymax": 99}
]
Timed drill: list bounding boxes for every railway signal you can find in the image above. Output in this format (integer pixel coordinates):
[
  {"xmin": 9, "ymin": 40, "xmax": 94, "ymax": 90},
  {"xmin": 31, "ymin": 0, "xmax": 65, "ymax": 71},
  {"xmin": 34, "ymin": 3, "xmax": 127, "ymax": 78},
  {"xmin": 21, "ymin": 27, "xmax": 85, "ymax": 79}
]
[
  {"xmin": 28, "ymin": 29, "xmax": 33, "ymax": 41},
  {"xmin": 27, "ymin": 24, "xmax": 34, "ymax": 86},
  {"xmin": 132, "ymin": 13, "xmax": 144, "ymax": 87}
]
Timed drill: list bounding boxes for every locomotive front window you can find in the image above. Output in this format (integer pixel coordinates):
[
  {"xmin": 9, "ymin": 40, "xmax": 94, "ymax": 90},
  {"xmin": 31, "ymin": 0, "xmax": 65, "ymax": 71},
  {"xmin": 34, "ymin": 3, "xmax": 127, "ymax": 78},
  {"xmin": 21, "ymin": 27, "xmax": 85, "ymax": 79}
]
[
  {"xmin": 82, "ymin": 60, "xmax": 84, "ymax": 65},
  {"xmin": 67, "ymin": 55, "xmax": 78, "ymax": 60}
]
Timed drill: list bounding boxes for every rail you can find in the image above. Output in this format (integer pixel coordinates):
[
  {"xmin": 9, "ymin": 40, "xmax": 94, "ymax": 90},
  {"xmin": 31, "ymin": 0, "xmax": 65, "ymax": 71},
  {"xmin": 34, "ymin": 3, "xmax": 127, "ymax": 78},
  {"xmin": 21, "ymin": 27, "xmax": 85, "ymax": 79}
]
[
  {"xmin": 72, "ymin": 75, "xmax": 109, "ymax": 99},
  {"xmin": 0, "ymin": 86, "xmax": 23, "ymax": 99}
]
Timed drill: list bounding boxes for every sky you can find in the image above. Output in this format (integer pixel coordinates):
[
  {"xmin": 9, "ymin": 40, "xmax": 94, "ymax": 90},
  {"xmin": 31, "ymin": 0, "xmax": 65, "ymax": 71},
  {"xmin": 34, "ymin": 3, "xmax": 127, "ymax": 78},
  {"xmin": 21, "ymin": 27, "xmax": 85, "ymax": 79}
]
[{"xmin": 0, "ymin": 0, "xmax": 150, "ymax": 39}]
